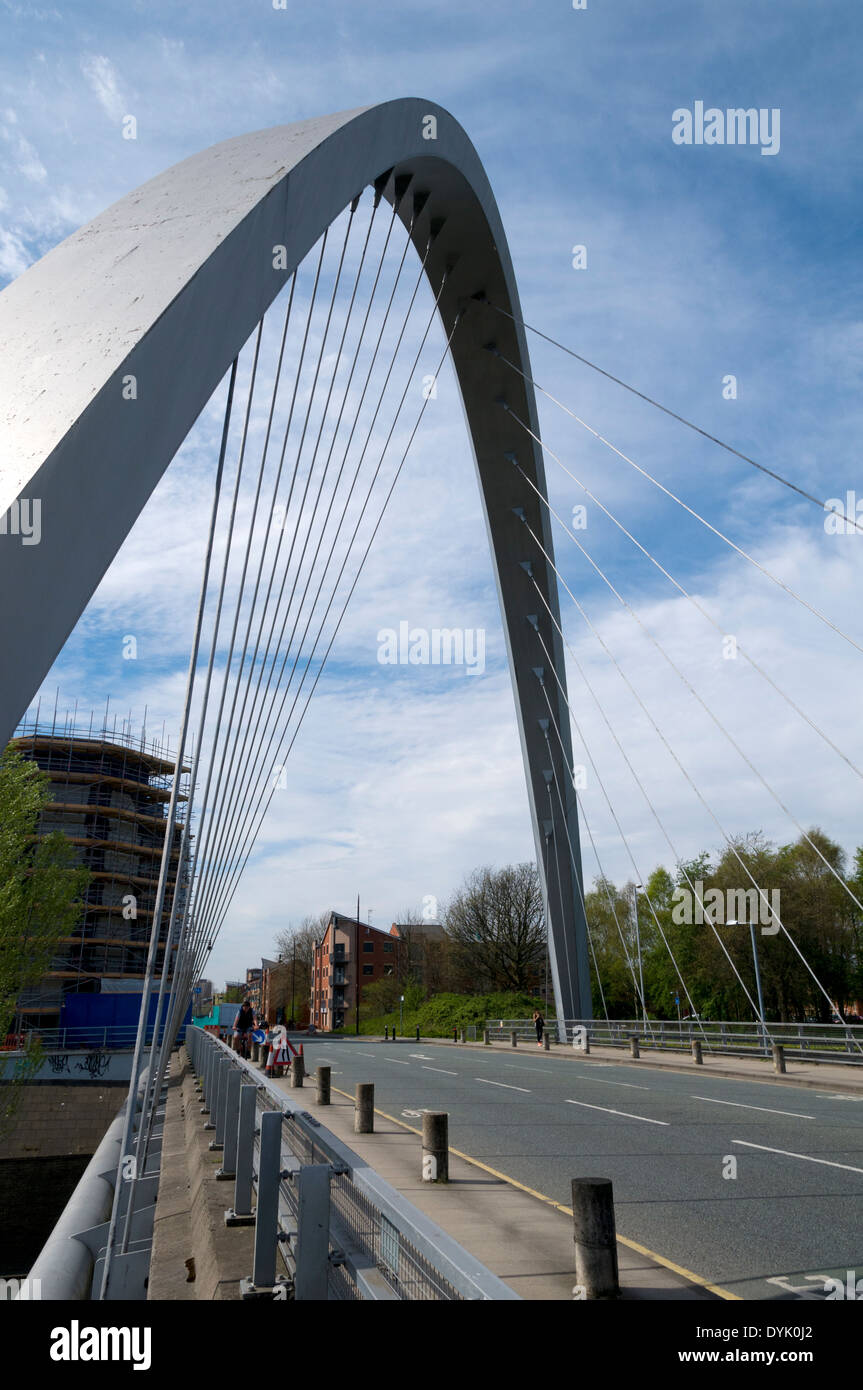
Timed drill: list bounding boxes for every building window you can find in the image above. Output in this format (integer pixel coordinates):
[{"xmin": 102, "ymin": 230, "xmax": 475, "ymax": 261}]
[
  {"xmin": 362, "ymin": 941, "xmax": 374, "ymax": 953},
  {"xmin": 383, "ymin": 965, "xmax": 393, "ymax": 976},
  {"xmin": 362, "ymin": 964, "xmax": 374, "ymax": 976},
  {"xmin": 383, "ymin": 941, "xmax": 393, "ymax": 952}
]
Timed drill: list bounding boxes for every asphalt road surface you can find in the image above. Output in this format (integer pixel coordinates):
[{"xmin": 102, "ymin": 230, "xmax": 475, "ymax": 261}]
[{"xmin": 297, "ymin": 1036, "xmax": 863, "ymax": 1301}]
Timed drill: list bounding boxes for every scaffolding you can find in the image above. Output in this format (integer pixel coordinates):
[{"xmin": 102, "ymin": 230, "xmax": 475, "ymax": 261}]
[{"xmin": 8, "ymin": 715, "xmax": 191, "ymax": 1029}]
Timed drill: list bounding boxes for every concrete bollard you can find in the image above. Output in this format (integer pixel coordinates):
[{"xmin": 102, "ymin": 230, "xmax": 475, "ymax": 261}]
[
  {"xmin": 422, "ymin": 1111, "xmax": 449, "ymax": 1183},
  {"xmin": 543, "ymin": 1032, "xmax": 550, "ymax": 1051},
  {"xmin": 315, "ymin": 1065, "xmax": 331, "ymax": 1106},
  {"xmin": 483, "ymin": 1027, "xmax": 490, "ymax": 1045},
  {"xmin": 511, "ymin": 1030, "xmax": 518, "ymax": 1048},
  {"xmin": 692, "ymin": 1039, "xmax": 703, "ymax": 1065},
  {"xmin": 629, "ymin": 1034, "xmax": 640, "ymax": 1059},
  {"xmin": 772, "ymin": 1044, "xmax": 786, "ymax": 1074},
  {"xmin": 571, "ymin": 1177, "xmax": 620, "ymax": 1299},
  {"xmin": 290, "ymin": 1057, "xmax": 304, "ymax": 1088},
  {"xmin": 355, "ymin": 1083, "xmax": 374, "ymax": 1134}
]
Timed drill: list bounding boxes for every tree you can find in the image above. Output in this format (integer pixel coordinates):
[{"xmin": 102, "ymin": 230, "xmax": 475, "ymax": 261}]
[
  {"xmin": 392, "ymin": 906, "xmax": 457, "ymax": 995},
  {"xmin": 0, "ymin": 747, "xmax": 90, "ymax": 1134},
  {"xmin": 587, "ymin": 830, "xmax": 863, "ymax": 1025},
  {"xmin": 444, "ymin": 863, "xmax": 545, "ymax": 993},
  {"xmin": 273, "ymin": 911, "xmax": 329, "ymax": 1020}
]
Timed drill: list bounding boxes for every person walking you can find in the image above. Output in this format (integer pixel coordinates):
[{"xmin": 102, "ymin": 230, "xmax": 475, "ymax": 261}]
[{"xmin": 533, "ymin": 1009, "xmax": 545, "ymax": 1047}]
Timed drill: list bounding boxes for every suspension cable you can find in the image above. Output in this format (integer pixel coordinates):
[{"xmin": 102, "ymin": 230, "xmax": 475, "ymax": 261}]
[
  {"xmin": 480, "ymin": 299, "xmax": 863, "ymax": 534},
  {"xmin": 508, "ymin": 446, "xmax": 863, "ymax": 922}
]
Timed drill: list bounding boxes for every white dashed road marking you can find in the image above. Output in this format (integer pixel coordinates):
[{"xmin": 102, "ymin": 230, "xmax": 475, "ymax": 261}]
[
  {"xmin": 581, "ymin": 1078, "xmax": 650, "ymax": 1091},
  {"xmin": 692, "ymin": 1096, "xmax": 815, "ymax": 1120},
  {"xmin": 732, "ymin": 1140, "xmax": 863, "ymax": 1174},
  {"xmin": 565, "ymin": 1099, "xmax": 669, "ymax": 1125}
]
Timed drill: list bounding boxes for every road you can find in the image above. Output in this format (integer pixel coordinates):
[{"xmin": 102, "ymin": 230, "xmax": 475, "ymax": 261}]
[{"xmin": 296, "ymin": 1036, "xmax": 863, "ymax": 1300}]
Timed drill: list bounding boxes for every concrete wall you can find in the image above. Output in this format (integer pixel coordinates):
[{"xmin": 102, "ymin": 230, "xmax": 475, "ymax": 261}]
[{"xmin": 0, "ymin": 1082, "xmax": 126, "ymax": 1159}]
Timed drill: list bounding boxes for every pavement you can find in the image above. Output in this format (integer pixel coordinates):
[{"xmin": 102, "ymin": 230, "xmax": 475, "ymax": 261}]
[
  {"xmin": 271, "ymin": 1033, "xmax": 863, "ymax": 1301},
  {"xmin": 269, "ymin": 1063, "xmax": 719, "ymax": 1301}
]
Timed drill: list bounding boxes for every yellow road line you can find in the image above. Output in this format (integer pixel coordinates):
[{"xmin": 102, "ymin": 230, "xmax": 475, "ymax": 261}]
[{"xmin": 330, "ymin": 1083, "xmax": 740, "ymax": 1300}]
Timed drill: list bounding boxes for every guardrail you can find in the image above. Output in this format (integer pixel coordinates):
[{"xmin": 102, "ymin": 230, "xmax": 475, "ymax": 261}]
[
  {"xmin": 187, "ymin": 1026, "xmax": 519, "ymax": 1301},
  {"xmin": 485, "ymin": 1017, "xmax": 863, "ymax": 1064},
  {"xmin": 1, "ymin": 1024, "xmax": 188, "ymax": 1052}
]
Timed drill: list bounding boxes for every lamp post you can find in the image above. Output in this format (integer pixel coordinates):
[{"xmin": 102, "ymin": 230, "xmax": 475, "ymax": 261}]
[
  {"xmin": 727, "ymin": 917, "xmax": 767, "ymax": 1051},
  {"xmin": 290, "ymin": 941, "xmax": 296, "ymax": 1028},
  {"xmin": 355, "ymin": 898, "xmax": 360, "ymax": 1036},
  {"xmin": 399, "ymin": 994, "xmax": 404, "ymax": 1035},
  {"xmin": 633, "ymin": 882, "xmax": 647, "ymax": 1028}
]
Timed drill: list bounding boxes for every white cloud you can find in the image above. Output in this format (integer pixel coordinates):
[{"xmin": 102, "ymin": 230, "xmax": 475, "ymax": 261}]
[
  {"xmin": 0, "ymin": 225, "xmax": 30, "ymax": 277},
  {"xmin": 0, "ymin": 110, "xmax": 47, "ymax": 183},
  {"xmin": 80, "ymin": 53, "xmax": 126, "ymax": 125},
  {"xmin": 4, "ymin": 0, "xmax": 860, "ymax": 990}
]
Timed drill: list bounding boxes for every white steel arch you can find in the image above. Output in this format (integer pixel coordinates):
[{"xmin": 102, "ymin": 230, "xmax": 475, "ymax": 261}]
[{"xmin": 0, "ymin": 99, "xmax": 592, "ymax": 1019}]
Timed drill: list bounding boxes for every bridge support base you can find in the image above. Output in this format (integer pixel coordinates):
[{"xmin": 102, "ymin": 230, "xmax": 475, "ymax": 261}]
[{"xmin": 239, "ymin": 1275, "xmax": 292, "ymax": 1300}]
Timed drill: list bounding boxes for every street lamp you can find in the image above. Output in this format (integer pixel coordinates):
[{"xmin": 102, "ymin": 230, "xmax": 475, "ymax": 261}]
[
  {"xmin": 290, "ymin": 941, "xmax": 296, "ymax": 1028},
  {"xmin": 399, "ymin": 994, "xmax": 404, "ymax": 1035},
  {"xmin": 727, "ymin": 917, "xmax": 767, "ymax": 1052},
  {"xmin": 633, "ymin": 882, "xmax": 647, "ymax": 1027}
]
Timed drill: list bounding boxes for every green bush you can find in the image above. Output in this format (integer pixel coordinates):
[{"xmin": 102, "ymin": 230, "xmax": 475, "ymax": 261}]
[{"xmin": 350, "ymin": 990, "xmax": 550, "ymax": 1037}]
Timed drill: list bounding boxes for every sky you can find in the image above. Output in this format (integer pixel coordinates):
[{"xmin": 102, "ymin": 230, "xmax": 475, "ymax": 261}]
[{"xmin": 1, "ymin": 0, "xmax": 861, "ymax": 990}]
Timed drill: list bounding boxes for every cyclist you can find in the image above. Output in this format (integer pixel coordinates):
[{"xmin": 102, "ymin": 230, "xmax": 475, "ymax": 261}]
[{"xmin": 233, "ymin": 999, "xmax": 255, "ymax": 1058}]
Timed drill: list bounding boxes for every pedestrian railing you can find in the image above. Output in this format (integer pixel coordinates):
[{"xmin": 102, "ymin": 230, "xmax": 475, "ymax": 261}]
[
  {"xmin": 187, "ymin": 1026, "xmax": 519, "ymax": 1301},
  {"xmin": 1, "ymin": 1024, "xmax": 187, "ymax": 1052},
  {"xmin": 484, "ymin": 1017, "xmax": 863, "ymax": 1065}
]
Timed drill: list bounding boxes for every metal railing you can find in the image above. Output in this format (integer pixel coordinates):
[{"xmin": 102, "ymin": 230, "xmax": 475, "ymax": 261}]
[
  {"xmin": 187, "ymin": 1026, "xmax": 519, "ymax": 1301},
  {"xmin": 1, "ymin": 1024, "xmax": 187, "ymax": 1052},
  {"xmin": 485, "ymin": 1017, "xmax": 863, "ymax": 1065}
]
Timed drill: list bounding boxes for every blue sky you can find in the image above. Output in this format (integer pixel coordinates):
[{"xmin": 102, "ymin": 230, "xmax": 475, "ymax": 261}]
[{"xmin": 2, "ymin": 0, "xmax": 861, "ymax": 989}]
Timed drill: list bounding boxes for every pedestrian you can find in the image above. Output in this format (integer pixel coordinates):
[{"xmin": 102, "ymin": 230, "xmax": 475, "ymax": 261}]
[{"xmin": 533, "ymin": 1009, "xmax": 545, "ymax": 1047}]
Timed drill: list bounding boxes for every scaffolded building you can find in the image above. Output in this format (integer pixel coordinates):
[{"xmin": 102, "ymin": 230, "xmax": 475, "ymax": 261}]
[{"xmin": 8, "ymin": 721, "xmax": 189, "ymax": 1030}]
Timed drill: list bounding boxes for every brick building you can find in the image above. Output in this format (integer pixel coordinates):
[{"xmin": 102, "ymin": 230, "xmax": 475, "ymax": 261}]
[
  {"xmin": 311, "ymin": 913, "xmax": 402, "ymax": 1031},
  {"xmin": 389, "ymin": 920, "xmax": 448, "ymax": 989},
  {"xmin": 244, "ymin": 967, "xmax": 262, "ymax": 1012}
]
